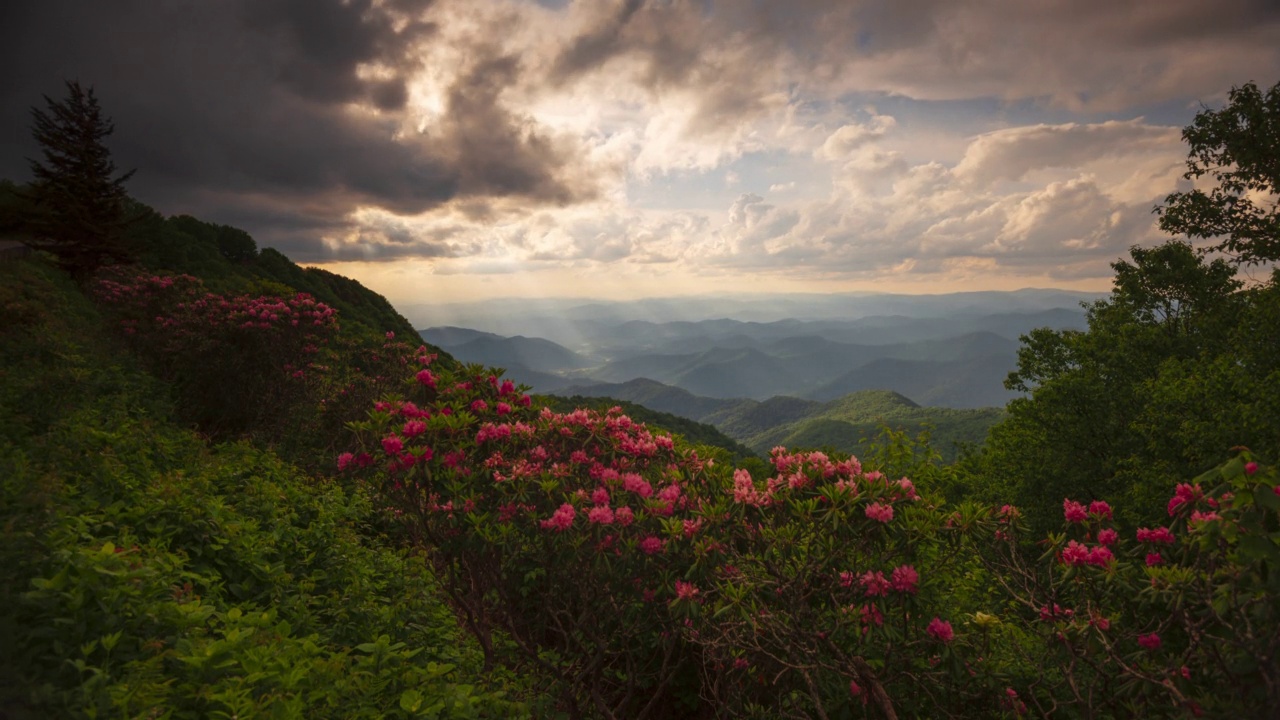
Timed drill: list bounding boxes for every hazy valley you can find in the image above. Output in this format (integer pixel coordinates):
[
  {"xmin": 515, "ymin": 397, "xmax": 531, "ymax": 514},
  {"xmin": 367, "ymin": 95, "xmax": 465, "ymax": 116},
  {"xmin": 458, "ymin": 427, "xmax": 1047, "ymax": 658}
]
[{"xmin": 418, "ymin": 290, "xmax": 1098, "ymax": 458}]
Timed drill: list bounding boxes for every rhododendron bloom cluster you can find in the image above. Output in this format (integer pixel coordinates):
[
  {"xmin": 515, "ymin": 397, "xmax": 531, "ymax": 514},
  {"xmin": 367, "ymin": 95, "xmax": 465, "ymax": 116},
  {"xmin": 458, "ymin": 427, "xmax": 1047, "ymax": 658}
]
[
  {"xmin": 1167, "ymin": 483, "xmax": 1203, "ymax": 515},
  {"xmin": 926, "ymin": 617, "xmax": 954, "ymax": 642},
  {"xmin": 1136, "ymin": 526, "xmax": 1175, "ymax": 544},
  {"xmin": 865, "ymin": 502, "xmax": 894, "ymax": 523},
  {"xmin": 1063, "ymin": 499, "xmax": 1088, "ymax": 523},
  {"xmin": 541, "ymin": 503, "xmax": 576, "ymax": 532}
]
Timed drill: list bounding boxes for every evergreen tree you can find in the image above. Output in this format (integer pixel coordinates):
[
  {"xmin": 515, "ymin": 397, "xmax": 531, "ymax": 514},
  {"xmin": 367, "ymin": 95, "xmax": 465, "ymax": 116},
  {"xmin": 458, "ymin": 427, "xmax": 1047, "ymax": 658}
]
[{"xmin": 22, "ymin": 80, "xmax": 136, "ymax": 277}]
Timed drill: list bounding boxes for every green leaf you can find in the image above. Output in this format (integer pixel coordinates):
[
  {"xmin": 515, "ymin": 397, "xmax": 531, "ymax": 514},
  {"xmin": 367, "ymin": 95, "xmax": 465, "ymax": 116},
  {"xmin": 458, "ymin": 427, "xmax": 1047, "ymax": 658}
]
[{"xmin": 399, "ymin": 688, "xmax": 424, "ymax": 713}]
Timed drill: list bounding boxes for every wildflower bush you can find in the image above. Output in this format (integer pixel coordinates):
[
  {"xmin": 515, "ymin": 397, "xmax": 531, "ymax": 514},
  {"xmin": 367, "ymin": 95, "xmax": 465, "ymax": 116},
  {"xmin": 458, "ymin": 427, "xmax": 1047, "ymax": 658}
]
[
  {"xmin": 91, "ymin": 265, "xmax": 339, "ymax": 436},
  {"xmin": 343, "ymin": 353, "xmax": 1280, "ymax": 718},
  {"xmin": 0, "ymin": 258, "xmax": 537, "ymax": 719}
]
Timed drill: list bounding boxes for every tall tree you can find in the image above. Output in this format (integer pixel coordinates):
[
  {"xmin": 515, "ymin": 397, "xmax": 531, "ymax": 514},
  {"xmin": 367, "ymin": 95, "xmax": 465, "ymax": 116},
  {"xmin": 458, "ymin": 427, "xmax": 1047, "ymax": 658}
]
[
  {"xmin": 22, "ymin": 80, "xmax": 136, "ymax": 277},
  {"xmin": 1157, "ymin": 80, "xmax": 1280, "ymax": 265}
]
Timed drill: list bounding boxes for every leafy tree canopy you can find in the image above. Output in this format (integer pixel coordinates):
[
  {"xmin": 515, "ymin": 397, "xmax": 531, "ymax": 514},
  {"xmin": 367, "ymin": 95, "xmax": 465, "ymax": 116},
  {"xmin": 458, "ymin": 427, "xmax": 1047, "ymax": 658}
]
[{"xmin": 1158, "ymin": 80, "xmax": 1280, "ymax": 265}]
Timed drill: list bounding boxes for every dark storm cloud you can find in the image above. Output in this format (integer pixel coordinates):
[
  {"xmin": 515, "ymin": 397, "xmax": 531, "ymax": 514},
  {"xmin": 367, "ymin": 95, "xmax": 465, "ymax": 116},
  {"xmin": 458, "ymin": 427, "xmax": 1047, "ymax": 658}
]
[{"xmin": 0, "ymin": 0, "xmax": 593, "ymax": 261}]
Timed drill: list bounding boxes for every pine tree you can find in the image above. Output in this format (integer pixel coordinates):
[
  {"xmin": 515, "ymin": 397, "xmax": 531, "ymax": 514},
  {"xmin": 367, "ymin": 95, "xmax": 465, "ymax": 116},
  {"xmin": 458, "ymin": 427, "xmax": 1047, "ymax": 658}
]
[{"xmin": 22, "ymin": 80, "xmax": 136, "ymax": 277}]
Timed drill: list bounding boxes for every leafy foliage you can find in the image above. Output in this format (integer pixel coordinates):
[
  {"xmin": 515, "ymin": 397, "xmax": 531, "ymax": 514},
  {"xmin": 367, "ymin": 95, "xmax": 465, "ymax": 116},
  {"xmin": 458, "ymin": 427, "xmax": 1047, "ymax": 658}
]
[
  {"xmin": 1158, "ymin": 80, "xmax": 1280, "ymax": 265},
  {"xmin": 0, "ymin": 258, "xmax": 536, "ymax": 719}
]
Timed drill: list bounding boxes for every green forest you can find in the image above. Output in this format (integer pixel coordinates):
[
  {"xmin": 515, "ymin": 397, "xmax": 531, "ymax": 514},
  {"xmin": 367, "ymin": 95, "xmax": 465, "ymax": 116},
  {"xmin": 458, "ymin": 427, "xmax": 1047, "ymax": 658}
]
[{"xmin": 2, "ymin": 80, "xmax": 1279, "ymax": 718}]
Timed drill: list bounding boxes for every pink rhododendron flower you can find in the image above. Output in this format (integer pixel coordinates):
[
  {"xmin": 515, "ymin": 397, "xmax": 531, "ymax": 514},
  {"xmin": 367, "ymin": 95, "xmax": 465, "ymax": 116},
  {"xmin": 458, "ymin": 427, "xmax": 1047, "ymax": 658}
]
[
  {"xmin": 496, "ymin": 402, "xmax": 512, "ymax": 415},
  {"xmin": 1167, "ymin": 483, "xmax": 1203, "ymax": 516},
  {"xmin": 849, "ymin": 680, "xmax": 863, "ymax": 697},
  {"xmin": 470, "ymin": 399, "xmax": 488, "ymax": 413},
  {"xmin": 1060, "ymin": 540, "xmax": 1090, "ymax": 566},
  {"xmin": 1089, "ymin": 500, "xmax": 1112, "ymax": 519},
  {"xmin": 926, "ymin": 617, "xmax": 954, "ymax": 643},
  {"xmin": 623, "ymin": 473, "xmax": 653, "ymax": 498},
  {"xmin": 415, "ymin": 369, "xmax": 436, "ymax": 388},
  {"xmin": 1097, "ymin": 528, "xmax": 1118, "ymax": 546},
  {"xmin": 385, "ymin": 331, "xmax": 395, "ymax": 339},
  {"xmin": 859, "ymin": 570, "xmax": 891, "ymax": 597},
  {"xmin": 1039, "ymin": 604, "xmax": 1073, "ymax": 622},
  {"xmin": 591, "ymin": 487, "xmax": 610, "ymax": 506},
  {"xmin": 336, "ymin": 452, "xmax": 354, "ymax": 471},
  {"xmin": 539, "ymin": 503, "xmax": 576, "ymax": 532},
  {"xmin": 1087, "ymin": 545, "xmax": 1114, "ymax": 567},
  {"xmin": 639, "ymin": 535, "xmax": 664, "ymax": 555},
  {"xmin": 1137, "ymin": 633, "xmax": 1161, "ymax": 650},
  {"xmin": 381, "ymin": 435, "xmax": 404, "ymax": 455},
  {"xmin": 1189, "ymin": 510, "xmax": 1220, "ymax": 527},
  {"xmin": 517, "ymin": 394, "xmax": 532, "ymax": 407},
  {"xmin": 615, "ymin": 507, "xmax": 634, "ymax": 526},
  {"xmin": 402, "ymin": 420, "xmax": 427, "ymax": 438},
  {"xmin": 865, "ymin": 502, "xmax": 894, "ymax": 523},
  {"xmin": 1136, "ymin": 527, "xmax": 1175, "ymax": 544},
  {"xmin": 588, "ymin": 506, "xmax": 615, "ymax": 525},
  {"xmin": 891, "ymin": 565, "xmax": 919, "ymax": 594},
  {"xmin": 839, "ymin": 571, "xmax": 855, "ymax": 588},
  {"xmin": 1146, "ymin": 552, "xmax": 1164, "ymax": 566},
  {"xmin": 674, "ymin": 580, "xmax": 699, "ymax": 601},
  {"xmin": 1063, "ymin": 499, "xmax": 1088, "ymax": 524},
  {"xmin": 1245, "ymin": 461, "xmax": 1258, "ymax": 475}
]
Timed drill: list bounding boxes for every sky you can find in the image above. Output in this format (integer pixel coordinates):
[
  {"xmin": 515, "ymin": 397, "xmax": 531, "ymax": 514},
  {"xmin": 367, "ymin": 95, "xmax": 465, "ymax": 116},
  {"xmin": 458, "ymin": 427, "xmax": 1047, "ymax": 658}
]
[{"xmin": 2, "ymin": 0, "xmax": 1278, "ymax": 304}]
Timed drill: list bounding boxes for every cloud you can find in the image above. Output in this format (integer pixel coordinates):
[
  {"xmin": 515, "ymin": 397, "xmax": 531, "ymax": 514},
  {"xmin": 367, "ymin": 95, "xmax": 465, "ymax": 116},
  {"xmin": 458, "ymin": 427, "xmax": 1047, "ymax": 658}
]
[
  {"xmin": 816, "ymin": 114, "xmax": 897, "ymax": 161},
  {"xmin": 953, "ymin": 120, "xmax": 1182, "ymax": 186},
  {"xmin": 0, "ymin": 0, "xmax": 600, "ymax": 262}
]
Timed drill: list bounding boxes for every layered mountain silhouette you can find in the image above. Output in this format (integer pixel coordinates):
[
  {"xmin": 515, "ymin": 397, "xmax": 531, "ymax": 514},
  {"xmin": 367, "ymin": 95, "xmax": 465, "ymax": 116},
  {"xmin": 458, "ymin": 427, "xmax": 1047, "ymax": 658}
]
[{"xmin": 418, "ymin": 293, "xmax": 1092, "ymax": 457}]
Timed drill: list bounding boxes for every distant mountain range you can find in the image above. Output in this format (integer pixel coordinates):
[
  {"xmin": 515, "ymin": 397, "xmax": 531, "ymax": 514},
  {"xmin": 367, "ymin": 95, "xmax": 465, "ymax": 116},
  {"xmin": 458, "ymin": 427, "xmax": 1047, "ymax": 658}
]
[
  {"xmin": 417, "ymin": 289, "xmax": 1097, "ymax": 457},
  {"xmin": 548, "ymin": 380, "xmax": 1000, "ymax": 461}
]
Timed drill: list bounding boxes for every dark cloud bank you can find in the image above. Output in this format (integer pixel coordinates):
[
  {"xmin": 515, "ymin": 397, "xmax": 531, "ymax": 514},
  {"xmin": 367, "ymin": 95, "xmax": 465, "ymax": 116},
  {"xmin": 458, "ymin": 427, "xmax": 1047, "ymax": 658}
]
[{"xmin": 0, "ymin": 0, "xmax": 589, "ymax": 261}]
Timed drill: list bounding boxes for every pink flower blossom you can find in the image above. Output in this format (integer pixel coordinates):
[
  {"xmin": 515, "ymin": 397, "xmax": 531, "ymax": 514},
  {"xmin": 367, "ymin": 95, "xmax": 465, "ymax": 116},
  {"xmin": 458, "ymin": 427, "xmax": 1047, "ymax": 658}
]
[
  {"xmin": 615, "ymin": 507, "xmax": 634, "ymax": 526},
  {"xmin": 1136, "ymin": 527, "xmax": 1175, "ymax": 544},
  {"xmin": 588, "ymin": 506, "xmax": 615, "ymax": 525},
  {"xmin": 1167, "ymin": 483, "xmax": 1202, "ymax": 516},
  {"xmin": 415, "ymin": 369, "xmax": 436, "ymax": 388},
  {"xmin": 1039, "ymin": 604, "xmax": 1073, "ymax": 622},
  {"xmin": 1087, "ymin": 545, "xmax": 1114, "ymax": 567},
  {"xmin": 674, "ymin": 580, "xmax": 699, "ymax": 601},
  {"xmin": 623, "ymin": 473, "xmax": 653, "ymax": 498},
  {"xmin": 381, "ymin": 435, "xmax": 404, "ymax": 455},
  {"xmin": 926, "ymin": 617, "xmax": 954, "ymax": 643},
  {"xmin": 859, "ymin": 571, "xmax": 891, "ymax": 597},
  {"xmin": 1097, "ymin": 528, "xmax": 1118, "ymax": 546},
  {"xmin": 890, "ymin": 565, "xmax": 919, "ymax": 594},
  {"xmin": 839, "ymin": 571, "xmax": 855, "ymax": 588},
  {"xmin": 336, "ymin": 452, "xmax": 354, "ymax": 471},
  {"xmin": 470, "ymin": 399, "xmax": 488, "ymax": 413},
  {"xmin": 1245, "ymin": 461, "xmax": 1258, "ymax": 475},
  {"xmin": 539, "ymin": 503, "xmax": 576, "ymax": 532},
  {"xmin": 1063, "ymin": 499, "xmax": 1088, "ymax": 524},
  {"xmin": 402, "ymin": 420, "xmax": 427, "ymax": 438},
  {"xmin": 1189, "ymin": 510, "xmax": 1220, "ymax": 527},
  {"xmin": 385, "ymin": 331, "xmax": 395, "ymax": 339},
  {"xmin": 639, "ymin": 535, "xmax": 664, "ymax": 555},
  {"xmin": 1060, "ymin": 540, "xmax": 1090, "ymax": 566},
  {"xmin": 1088, "ymin": 500, "xmax": 1113, "ymax": 519},
  {"xmin": 591, "ymin": 487, "xmax": 610, "ymax": 506},
  {"xmin": 1137, "ymin": 633, "xmax": 1161, "ymax": 650},
  {"xmin": 1145, "ymin": 552, "xmax": 1164, "ymax": 566},
  {"xmin": 495, "ymin": 401, "xmax": 512, "ymax": 415},
  {"xmin": 849, "ymin": 680, "xmax": 863, "ymax": 697},
  {"xmin": 865, "ymin": 502, "xmax": 894, "ymax": 523}
]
